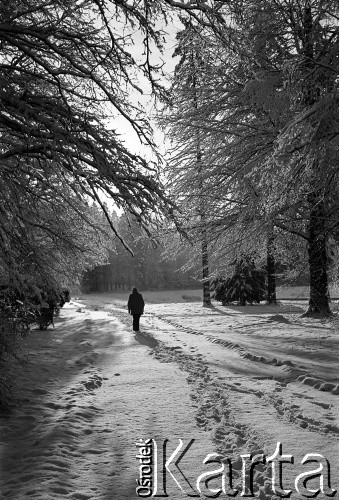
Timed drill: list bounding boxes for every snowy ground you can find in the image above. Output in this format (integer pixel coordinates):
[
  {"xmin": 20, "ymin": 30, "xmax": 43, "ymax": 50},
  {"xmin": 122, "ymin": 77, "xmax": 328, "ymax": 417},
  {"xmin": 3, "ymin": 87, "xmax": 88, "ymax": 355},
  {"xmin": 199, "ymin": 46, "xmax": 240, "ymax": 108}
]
[{"xmin": 0, "ymin": 289, "xmax": 338, "ymax": 499}]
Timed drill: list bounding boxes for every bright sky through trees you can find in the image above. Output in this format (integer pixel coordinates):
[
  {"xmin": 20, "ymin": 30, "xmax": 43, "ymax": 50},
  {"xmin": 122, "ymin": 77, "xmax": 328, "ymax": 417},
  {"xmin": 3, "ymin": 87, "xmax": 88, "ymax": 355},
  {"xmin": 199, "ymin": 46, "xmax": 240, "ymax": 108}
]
[{"xmin": 113, "ymin": 20, "xmax": 179, "ymax": 158}]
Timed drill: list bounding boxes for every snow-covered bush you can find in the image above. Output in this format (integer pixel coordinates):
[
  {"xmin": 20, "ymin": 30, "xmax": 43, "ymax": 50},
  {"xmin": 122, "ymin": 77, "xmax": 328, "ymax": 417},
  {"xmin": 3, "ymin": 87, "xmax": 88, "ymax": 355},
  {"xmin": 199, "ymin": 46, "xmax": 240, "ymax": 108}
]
[
  {"xmin": 212, "ymin": 257, "xmax": 266, "ymax": 306},
  {"xmin": 0, "ymin": 284, "xmax": 71, "ymax": 408}
]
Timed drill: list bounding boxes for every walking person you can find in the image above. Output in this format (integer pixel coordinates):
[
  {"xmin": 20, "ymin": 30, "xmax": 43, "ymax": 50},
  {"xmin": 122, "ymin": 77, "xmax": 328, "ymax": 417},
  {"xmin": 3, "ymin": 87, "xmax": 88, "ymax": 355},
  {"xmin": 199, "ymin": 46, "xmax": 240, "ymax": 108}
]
[{"xmin": 127, "ymin": 287, "xmax": 145, "ymax": 332}]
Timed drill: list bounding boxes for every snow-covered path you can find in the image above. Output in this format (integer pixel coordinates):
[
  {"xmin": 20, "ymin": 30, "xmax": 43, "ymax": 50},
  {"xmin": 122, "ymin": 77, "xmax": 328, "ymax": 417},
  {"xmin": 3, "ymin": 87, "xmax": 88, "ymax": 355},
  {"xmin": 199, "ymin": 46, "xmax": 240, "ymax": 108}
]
[
  {"xmin": 0, "ymin": 301, "xmax": 215, "ymax": 499},
  {"xmin": 0, "ymin": 293, "xmax": 338, "ymax": 499}
]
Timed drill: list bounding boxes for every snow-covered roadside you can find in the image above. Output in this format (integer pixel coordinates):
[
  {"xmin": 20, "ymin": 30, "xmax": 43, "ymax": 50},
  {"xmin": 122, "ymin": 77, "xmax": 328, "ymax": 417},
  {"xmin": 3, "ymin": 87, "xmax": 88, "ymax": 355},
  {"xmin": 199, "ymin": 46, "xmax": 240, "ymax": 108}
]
[{"xmin": 1, "ymin": 293, "xmax": 338, "ymax": 499}]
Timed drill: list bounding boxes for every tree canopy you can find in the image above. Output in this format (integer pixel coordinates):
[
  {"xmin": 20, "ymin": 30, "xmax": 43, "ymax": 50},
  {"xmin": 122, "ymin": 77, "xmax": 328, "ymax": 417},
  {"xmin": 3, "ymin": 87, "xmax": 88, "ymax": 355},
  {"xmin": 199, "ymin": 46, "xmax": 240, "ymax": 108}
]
[
  {"xmin": 2, "ymin": 0, "xmax": 339, "ymax": 309},
  {"xmin": 161, "ymin": 1, "xmax": 339, "ymax": 315},
  {"xmin": 0, "ymin": 0, "xmax": 178, "ymax": 294}
]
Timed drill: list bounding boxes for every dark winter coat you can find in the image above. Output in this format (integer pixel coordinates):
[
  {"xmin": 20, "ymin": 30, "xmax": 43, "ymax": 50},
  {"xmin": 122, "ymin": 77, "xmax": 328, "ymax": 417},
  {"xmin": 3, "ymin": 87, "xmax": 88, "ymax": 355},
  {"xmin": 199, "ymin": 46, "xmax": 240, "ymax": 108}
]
[{"xmin": 128, "ymin": 290, "xmax": 144, "ymax": 315}]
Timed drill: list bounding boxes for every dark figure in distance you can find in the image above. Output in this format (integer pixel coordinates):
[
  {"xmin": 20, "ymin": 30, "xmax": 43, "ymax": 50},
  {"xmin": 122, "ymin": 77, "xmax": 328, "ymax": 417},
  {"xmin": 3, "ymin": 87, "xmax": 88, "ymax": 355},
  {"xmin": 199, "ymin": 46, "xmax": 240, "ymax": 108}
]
[{"xmin": 128, "ymin": 288, "xmax": 144, "ymax": 332}]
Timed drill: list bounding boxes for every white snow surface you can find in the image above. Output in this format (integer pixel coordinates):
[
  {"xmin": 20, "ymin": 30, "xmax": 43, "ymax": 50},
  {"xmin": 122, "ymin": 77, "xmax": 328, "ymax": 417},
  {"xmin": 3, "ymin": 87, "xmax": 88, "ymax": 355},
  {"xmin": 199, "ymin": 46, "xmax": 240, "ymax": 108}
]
[{"xmin": 0, "ymin": 289, "xmax": 338, "ymax": 499}]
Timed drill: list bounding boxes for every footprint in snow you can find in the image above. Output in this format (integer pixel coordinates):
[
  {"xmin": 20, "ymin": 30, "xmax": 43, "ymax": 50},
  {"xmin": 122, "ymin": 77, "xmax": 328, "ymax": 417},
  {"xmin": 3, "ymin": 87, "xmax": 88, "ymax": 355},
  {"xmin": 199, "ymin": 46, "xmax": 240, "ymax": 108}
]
[
  {"xmin": 32, "ymin": 388, "xmax": 50, "ymax": 395},
  {"xmin": 45, "ymin": 402, "xmax": 64, "ymax": 410}
]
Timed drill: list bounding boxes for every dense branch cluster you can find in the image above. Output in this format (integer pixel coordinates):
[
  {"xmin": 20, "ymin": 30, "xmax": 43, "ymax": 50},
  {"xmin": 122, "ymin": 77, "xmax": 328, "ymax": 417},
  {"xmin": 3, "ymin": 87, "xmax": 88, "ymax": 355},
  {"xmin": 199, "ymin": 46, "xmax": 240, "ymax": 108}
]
[{"xmin": 0, "ymin": 0, "xmax": 175, "ymax": 289}]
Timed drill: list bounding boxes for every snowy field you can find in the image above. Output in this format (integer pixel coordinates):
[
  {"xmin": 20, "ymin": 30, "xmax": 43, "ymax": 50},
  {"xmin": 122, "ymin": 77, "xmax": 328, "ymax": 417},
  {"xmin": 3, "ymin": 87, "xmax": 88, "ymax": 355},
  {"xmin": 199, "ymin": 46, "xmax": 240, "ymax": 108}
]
[{"xmin": 0, "ymin": 289, "xmax": 338, "ymax": 499}]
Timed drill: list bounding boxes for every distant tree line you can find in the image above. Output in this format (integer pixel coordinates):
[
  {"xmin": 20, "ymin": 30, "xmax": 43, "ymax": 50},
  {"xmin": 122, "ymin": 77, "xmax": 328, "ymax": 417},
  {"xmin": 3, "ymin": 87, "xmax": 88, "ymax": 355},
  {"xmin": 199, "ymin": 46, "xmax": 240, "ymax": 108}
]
[{"xmin": 82, "ymin": 215, "xmax": 199, "ymax": 292}]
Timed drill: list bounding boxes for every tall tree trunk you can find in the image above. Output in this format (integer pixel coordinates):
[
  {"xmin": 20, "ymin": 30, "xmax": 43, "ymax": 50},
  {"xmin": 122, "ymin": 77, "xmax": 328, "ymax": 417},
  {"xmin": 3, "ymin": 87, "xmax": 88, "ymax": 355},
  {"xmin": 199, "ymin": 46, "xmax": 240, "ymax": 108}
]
[
  {"xmin": 197, "ymin": 146, "xmax": 211, "ymax": 306},
  {"xmin": 304, "ymin": 193, "xmax": 331, "ymax": 316},
  {"xmin": 193, "ymin": 56, "xmax": 211, "ymax": 307},
  {"xmin": 201, "ymin": 221, "xmax": 211, "ymax": 306},
  {"xmin": 266, "ymin": 230, "xmax": 277, "ymax": 305},
  {"xmin": 301, "ymin": 3, "xmax": 330, "ymax": 317},
  {"xmin": 198, "ymin": 165, "xmax": 211, "ymax": 306}
]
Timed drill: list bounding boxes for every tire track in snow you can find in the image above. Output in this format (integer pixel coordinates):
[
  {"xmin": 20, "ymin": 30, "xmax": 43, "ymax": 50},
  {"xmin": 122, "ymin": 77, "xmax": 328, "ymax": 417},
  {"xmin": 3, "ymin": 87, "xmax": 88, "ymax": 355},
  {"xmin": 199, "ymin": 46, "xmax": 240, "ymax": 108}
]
[
  {"xmin": 96, "ymin": 311, "xmax": 330, "ymax": 498},
  {"xmin": 143, "ymin": 327, "xmax": 339, "ymax": 500},
  {"xmin": 105, "ymin": 308, "xmax": 270, "ymax": 473},
  {"xmin": 76, "ymin": 300, "xmax": 339, "ymax": 498},
  {"xmin": 150, "ymin": 327, "xmax": 339, "ymax": 437},
  {"xmin": 148, "ymin": 312, "xmax": 339, "ymax": 397},
  {"xmin": 147, "ymin": 339, "xmax": 274, "ymax": 499},
  {"xmin": 107, "ymin": 307, "xmax": 339, "ymax": 439}
]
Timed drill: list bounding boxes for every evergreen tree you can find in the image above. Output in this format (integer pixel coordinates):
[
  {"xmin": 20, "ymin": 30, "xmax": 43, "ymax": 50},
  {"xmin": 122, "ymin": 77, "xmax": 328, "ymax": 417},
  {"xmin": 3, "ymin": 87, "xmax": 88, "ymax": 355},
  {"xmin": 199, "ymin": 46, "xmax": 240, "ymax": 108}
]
[{"xmin": 212, "ymin": 256, "xmax": 266, "ymax": 306}]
